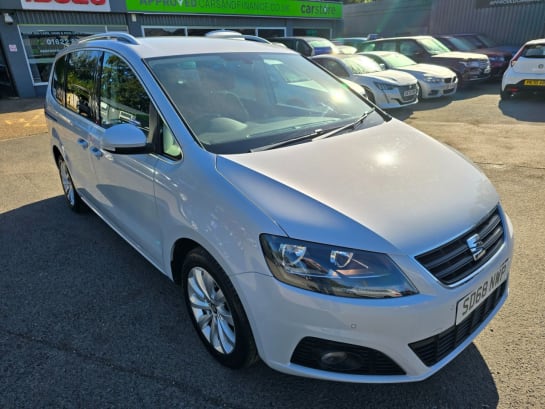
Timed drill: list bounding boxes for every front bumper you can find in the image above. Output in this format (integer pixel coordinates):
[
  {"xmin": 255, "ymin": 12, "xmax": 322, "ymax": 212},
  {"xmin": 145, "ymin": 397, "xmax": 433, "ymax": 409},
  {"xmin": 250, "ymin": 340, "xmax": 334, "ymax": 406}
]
[
  {"xmin": 232, "ymin": 217, "xmax": 513, "ymax": 383},
  {"xmin": 419, "ymin": 79, "xmax": 458, "ymax": 99},
  {"xmin": 374, "ymin": 86, "xmax": 418, "ymax": 109}
]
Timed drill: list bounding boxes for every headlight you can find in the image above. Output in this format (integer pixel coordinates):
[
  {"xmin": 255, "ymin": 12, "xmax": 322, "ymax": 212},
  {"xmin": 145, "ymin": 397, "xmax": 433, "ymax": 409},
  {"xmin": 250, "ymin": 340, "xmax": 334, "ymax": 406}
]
[
  {"xmin": 423, "ymin": 75, "xmax": 442, "ymax": 83},
  {"xmin": 373, "ymin": 81, "xmax": 395, "ymax": 91},
  {"xmin": 260, "ymin": 234, "xmax": 418, "ymax": 299},
  {"xmin": 459, "ymin": 60, "xmax": 480, "ymax": 68}
]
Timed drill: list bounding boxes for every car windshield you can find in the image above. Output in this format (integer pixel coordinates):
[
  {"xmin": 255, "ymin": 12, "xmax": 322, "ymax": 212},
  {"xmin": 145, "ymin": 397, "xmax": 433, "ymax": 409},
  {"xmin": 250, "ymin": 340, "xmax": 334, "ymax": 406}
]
[
  {"xmin": 147, "ymin": 53, "xmax": 377, "ymax": 154},
  {"xmin": 308, "ymin": 39, "xmax": 335, "ymax": 48},
  {"xmin": 419, "ymin": 38, "xmax": 451, "ymax": 55},
  {"xmin": 475, "ymin": 34, "xmax": 497, "ymax": 48},
  {"xmin": 343, "ymin": 55, "xmax": 383, "ymax": 74},
  {"xmin": 380, "ymin": 52, "xmax": 417, "ymax": 68},
  {"xmin": 446, "ymin": 37, "xmax": 475, "ymax": 51}
]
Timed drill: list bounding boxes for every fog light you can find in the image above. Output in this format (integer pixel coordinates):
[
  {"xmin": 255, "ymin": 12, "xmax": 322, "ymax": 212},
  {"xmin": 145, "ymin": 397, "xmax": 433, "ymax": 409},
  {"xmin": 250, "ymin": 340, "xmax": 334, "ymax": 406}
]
[{"xmin": 320, "ymin": 351, "xmax": 362, "ymax": 371}]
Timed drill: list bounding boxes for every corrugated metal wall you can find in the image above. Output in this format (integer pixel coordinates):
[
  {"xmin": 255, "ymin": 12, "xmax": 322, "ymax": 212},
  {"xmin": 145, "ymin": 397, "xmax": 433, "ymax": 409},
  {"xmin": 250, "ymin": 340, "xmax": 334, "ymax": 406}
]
[
  {"xmin": 344, "ymin": 0, "xmax": 544, "ymax": 44},
  {"xmin": 430, "ymin": 0, "xmax": 545, "ymax": 45},
  {"xmin": 343, "ymin": 0, "xmax": 432, "ymax": 37}
]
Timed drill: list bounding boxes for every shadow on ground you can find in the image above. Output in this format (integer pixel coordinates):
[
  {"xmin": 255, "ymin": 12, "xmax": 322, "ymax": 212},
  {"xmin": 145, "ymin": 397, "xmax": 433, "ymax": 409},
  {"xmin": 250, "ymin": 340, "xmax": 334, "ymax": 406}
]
[{"xmin": 0, "ymin": 196, "xmax": 501, "ymax": 408}]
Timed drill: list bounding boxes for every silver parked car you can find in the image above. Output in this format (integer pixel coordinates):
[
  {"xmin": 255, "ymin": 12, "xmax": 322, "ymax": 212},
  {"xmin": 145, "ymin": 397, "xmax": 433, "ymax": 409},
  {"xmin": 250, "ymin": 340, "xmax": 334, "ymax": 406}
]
[
  {"xmin": 311, "ymin": 53, "xmax": 419, "ymax": 109},
  {"xmin": 360, "ymin": 51, "xmax": 458, "ymax": 99},
  {"xmin": 45, "ymin": 33, "xmax": 513, "ymax": 383}
]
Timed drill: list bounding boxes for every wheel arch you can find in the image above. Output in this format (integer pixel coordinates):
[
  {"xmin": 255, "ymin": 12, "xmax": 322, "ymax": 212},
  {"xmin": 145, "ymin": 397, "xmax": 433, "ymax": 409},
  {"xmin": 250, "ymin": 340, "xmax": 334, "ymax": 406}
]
[
  {"xmin": 170, "ymin": 237, "xmax": 201, "ymax": 285},
  {"xmin": 52, "ymin": 145, "xmax": 63, "ymax": 168}
]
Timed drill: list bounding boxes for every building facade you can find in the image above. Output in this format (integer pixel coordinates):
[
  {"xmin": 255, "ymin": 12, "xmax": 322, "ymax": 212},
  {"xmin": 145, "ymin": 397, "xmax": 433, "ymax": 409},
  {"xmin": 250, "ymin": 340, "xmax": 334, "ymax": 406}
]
[
  {"xmin": 0, "ymin": 0, "xmax": 344, "ymax": 98},
  {"xmin": 343, "ymin": 0, "xmax": 545, "ymax": 48}
]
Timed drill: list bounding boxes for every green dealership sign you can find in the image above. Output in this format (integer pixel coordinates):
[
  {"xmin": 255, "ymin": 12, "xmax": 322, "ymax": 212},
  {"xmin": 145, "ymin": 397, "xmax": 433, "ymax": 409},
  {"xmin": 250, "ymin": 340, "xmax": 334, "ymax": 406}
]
[{"xmin": 125, "ymin": 0, "xmax": 343, "ymax": 19}]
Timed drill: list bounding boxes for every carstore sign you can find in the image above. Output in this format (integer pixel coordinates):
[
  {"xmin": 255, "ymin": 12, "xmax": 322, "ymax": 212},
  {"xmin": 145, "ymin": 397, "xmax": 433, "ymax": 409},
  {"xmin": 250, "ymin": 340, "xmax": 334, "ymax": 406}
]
[
  {"xmin": 21, "ymin": 0, "xmax": 111, "ymax": 12},
  {"xmin": 125, "ymin": 0, "xmax": 343, "ymax": 19}
]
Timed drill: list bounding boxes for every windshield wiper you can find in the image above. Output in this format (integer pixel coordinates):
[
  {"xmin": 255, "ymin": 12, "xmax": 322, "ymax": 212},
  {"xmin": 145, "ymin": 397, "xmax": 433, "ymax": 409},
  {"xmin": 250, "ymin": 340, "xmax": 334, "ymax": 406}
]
[
  {"xmin": 312, "ymin": 108, "xmax": 375, "ymax": 141},
  {"xmin": 250, "ymin": 108, "xmax": 375, "ymax": 152},
  {"xmin": 250, "ymin": 128, "xmax": 326, "ymax": 152}
]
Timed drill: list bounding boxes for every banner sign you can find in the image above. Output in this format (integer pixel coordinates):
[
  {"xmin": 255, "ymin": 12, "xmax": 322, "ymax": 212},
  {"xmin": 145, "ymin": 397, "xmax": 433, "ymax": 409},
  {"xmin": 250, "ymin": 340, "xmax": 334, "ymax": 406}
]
[
  {"xmin": 21, "ymin": 0, "xmax": 111, "ymax": 12},
  {"xmin": 476, "ymin": 0, "xmax": 543, "ymax": 8},
  {"xmin": 125, "ymin": 0, "xmax": 343, "ymax": 19}
]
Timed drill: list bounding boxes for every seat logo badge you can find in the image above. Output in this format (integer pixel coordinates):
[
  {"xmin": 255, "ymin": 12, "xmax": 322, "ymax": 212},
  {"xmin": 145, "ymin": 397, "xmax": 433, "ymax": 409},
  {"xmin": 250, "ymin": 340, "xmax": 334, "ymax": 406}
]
[{"xmin": 467, "ymin": 234, "xmax": 486, "ymax": 261}]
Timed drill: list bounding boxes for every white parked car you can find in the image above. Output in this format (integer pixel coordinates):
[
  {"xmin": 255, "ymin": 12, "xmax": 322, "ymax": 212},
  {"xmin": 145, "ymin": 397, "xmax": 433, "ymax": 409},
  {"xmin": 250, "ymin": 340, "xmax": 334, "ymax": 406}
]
[
  {"xmin": 45, "ymin": 32, "xmax": 513, "ymax": 383},
  {"xmin": 311, "ymin": 53, "xmax": 419, "ymax": 109},
  {"xmin": 360, "ymin": 51, "xmax": 458, "ymax": 99},
  {"xmin": 501, "ymin": 38, "xmax": 545, "ymax": 100}
]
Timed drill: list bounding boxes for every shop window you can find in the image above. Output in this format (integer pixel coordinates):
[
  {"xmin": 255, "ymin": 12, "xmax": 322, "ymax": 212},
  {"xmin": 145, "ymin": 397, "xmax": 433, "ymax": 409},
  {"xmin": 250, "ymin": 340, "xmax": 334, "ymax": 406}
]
[
  {"xmin": 143, "ymin": 27, "xmax": 187, "ymax": 37},
  {"xmin": 293, "ymin": 28, "xmax": 331, "ymax": 38},
  {"xmin": 19, "ymin": 25, "xmax": 127, "ymax": 85}
]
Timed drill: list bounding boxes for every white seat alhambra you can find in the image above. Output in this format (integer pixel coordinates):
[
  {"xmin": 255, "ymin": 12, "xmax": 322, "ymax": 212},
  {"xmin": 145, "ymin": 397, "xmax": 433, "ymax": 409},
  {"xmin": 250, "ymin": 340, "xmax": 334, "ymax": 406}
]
[{"xmin": 45, "ymin": 32, "xmax": 513, "ymax": 383}]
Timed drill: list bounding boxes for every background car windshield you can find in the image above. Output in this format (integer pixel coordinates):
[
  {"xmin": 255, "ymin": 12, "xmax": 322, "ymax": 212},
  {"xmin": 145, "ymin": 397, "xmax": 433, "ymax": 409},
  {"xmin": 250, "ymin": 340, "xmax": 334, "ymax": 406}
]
[
  {"xmin": 309, "ymin": 39, "xmax": 335, "ymax": 48},
  {"xmin": 147, "ymin": 53, "xmax": 375, "ymax": 154},
  {"xmin": 419, "ymin": 38, "xmax": 451, "ymax": 55},
  {"xmin": 446, "ymin": 37, "xmax": 475, "ymax": 51},
  {"xmin": 381, "ymin": 53, "xmax": 417, "ymax": 68},
  {"xmin": 344, "ymin": 55, "xmax": 383, "ymax": 74}
]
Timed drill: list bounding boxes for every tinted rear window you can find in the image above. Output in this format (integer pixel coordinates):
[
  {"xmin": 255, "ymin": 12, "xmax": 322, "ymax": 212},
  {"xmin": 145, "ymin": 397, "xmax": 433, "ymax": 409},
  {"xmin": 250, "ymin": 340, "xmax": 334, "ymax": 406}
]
[{"xmin": 522, "ymin": 44, "xmax": 545, "ymax": 58}]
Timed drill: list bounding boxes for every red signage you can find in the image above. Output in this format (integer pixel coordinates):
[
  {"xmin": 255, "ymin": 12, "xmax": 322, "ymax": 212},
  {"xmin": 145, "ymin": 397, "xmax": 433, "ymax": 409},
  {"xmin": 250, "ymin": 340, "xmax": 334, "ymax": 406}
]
[{"xmin": 21, "ymin": 0, "xmax": 110, "ymax": 11}]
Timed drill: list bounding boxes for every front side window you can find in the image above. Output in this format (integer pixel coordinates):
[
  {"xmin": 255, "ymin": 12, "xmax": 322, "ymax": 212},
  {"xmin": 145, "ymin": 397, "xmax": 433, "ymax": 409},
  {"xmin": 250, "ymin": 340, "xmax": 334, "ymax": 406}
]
[
  {"xmin": 148, "ymin": 52, "xmax": 379, "ymax": 155},
  {"xmin": 99, "ymin": 53, "xmax": 150, "ymax": 132},
  {"xmin": 65, "ymin": 50, "xmax": 102, "ymax": 123}
]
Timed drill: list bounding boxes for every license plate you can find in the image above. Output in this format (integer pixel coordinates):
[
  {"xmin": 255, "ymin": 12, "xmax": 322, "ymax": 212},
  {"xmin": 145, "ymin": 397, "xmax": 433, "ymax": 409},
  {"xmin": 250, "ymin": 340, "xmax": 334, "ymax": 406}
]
[
  {"xmin": 524, "ymin": 79, "xmax": 545, "ymax": 86},
  {"xmin": 404, "ymin": 89, "xmax": 417, "ymax": 97},
  {"xmin": 455, "ymin": 259, "xmax": 509, "ymax": 325}
]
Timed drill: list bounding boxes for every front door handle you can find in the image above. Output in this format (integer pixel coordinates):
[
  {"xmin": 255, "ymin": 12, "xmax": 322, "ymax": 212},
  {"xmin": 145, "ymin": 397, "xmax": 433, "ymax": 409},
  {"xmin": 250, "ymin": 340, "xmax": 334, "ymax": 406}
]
[
  {"xmin": 90, "ymin": 146, "xmax": 103, "ymax": 158},
  {"xmin": 77, "ymin": 138, "xmax": 89, "ymax": 149}
]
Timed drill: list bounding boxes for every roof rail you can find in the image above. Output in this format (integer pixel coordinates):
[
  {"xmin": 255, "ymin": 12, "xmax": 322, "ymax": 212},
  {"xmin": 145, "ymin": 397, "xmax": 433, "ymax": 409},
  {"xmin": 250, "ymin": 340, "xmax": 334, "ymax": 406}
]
[{"xmin": 79, "ymin": 32, "xmax": 140, "ymax": 45}]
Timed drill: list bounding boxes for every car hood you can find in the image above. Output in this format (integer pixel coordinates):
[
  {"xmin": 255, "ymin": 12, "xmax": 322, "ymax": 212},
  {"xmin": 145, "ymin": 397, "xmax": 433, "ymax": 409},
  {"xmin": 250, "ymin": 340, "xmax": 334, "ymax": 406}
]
[
  {"xmin": 396, "ymin": 63, "xmax": 456, "ymax": 78},
  {"xmin": 216, "ymin": 119, "xmax": 498, "ymax": 256},
  {"xmin": 433, "ymin": 51, "xmax": 488, "ymax": 60},
  {"xmin": 354, "ymin": 69, "xmax": 416, "ymax": 85}
]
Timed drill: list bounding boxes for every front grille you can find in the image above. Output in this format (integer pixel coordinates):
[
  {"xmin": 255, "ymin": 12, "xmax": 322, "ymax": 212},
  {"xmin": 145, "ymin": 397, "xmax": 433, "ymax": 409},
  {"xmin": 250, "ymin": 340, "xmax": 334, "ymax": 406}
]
[
  {"xmin": 398, "ymin": 83, "xmax": 418, "ymax": 102},
  {"xmin": 291, "ymin": 337, "xmax": 405, "ymax": 375},
  {"xmin": 479, "ymin": 59, "xmax": 490, "ymax": 70},
  {"xmin": 409, "ymin": 281, "xmax": 506, "ymax": 366},
  {"xmin": 444, "ymin": 76, "xmax": 457, "ymax": 84},
  {"xmin": 415, "ymin": 207, "xmax": 504, "ymax": 285}
]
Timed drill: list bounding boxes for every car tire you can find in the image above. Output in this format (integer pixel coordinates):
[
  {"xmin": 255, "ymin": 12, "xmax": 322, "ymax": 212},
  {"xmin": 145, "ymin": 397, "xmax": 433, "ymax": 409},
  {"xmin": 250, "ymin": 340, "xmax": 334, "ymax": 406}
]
[
  {"xmin": 181, "ymin": 247, "xmax": 259, "ymax": 369},
  {"xmin": 57, "ymin": 155, "xmax": 84, "ymax": 212},
  {"xmin": 500, "ymin": 90, "xmax": 512, "ymax": 100}
]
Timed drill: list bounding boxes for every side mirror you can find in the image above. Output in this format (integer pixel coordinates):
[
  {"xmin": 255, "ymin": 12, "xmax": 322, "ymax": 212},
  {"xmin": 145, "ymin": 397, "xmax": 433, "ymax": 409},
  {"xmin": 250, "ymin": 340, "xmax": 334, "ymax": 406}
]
[
  {"xmin": 379, "ymin": 63, "xmax": 386, "ymax": 70},
  {"xmin": 102, "ymin": 123, "xmax": 147, "ymax": 153}
]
